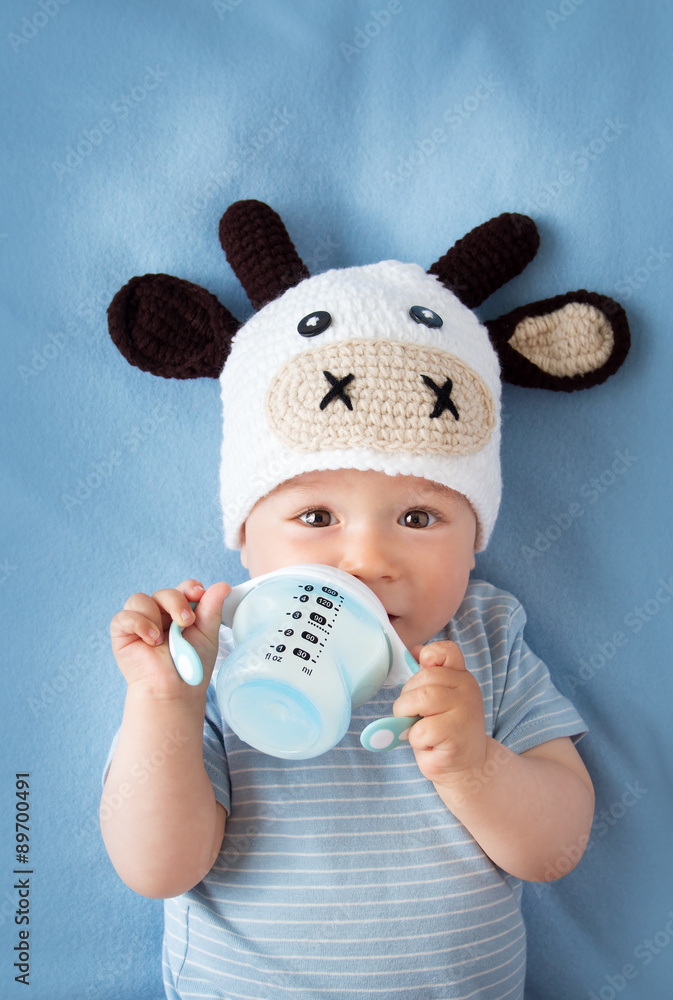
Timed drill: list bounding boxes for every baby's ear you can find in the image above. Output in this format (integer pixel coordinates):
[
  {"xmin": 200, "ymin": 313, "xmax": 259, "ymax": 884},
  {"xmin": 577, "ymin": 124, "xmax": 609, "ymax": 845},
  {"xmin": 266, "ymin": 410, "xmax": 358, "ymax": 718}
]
[
  {"xmin": 108, "ymin": 273, "xmax": 241, "ymax": 379},
  {"xmin": 485, "ymin": 290, "xmax": 630, "ymax": 391}
]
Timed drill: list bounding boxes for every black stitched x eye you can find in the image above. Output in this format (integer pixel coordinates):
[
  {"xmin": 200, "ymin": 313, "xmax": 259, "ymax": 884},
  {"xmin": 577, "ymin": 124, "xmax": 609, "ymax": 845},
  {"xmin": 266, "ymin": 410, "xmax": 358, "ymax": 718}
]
[
  {"xmin": 421, "ymin": 375, "xmax": 459, "ymax": 420},
  {"xmin": 298, "ymin": 311, "xmax": 332, "ymax": 337},
  {"xmin": 409, "ymin": 305, "xmax": 443, "ymax": 328},
  {"xmin": 320, "ymin": 371, "xmax": 354, "ymax": 411}
]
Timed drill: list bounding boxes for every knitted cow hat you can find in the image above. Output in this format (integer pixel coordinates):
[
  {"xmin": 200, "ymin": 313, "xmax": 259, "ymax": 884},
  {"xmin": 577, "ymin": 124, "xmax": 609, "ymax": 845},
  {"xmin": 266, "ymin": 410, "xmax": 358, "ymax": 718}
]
[{"xmin": 108, "ymin": 200, "xmax": 630, "ymax": 551}]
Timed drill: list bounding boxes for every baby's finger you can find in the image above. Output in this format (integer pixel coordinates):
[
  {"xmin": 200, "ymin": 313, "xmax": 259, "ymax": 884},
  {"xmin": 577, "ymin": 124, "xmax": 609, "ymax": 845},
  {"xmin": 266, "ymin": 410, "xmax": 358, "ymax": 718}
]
[
  {"xmin": 111, "ymin": 608, "xmax": 164, "ymax": 647},
  {"xmin": 406, "ymin": 714, "xmax": 469, "ymax": 759},
  {"xmin": 418, "ymin": 640, "xmax": 466, "ymax": 672},
  {"xmin": 398, "ymin": 647, "xmax": 467, "ymax": 700},
  {"xmin": 393, "ymin": 680, "xmax": 456, "ymax": 720},
  {"xmin": 190, "ymin": 582, "xmax": 231, "ymax": 635},
  {"xmin": 177, "ymin": 583, "xmax": 232, "ymax": 682},
  {"xmin": 150, "ymin": 587, "xmax": 199, "ymax": 630},
  {"xmin": 121, "ymin": 591, "xmax": 168, "ymax": 630},
  {"xmin": 175, "ymin": 579, "xmax": 207, "ymax": 601}
]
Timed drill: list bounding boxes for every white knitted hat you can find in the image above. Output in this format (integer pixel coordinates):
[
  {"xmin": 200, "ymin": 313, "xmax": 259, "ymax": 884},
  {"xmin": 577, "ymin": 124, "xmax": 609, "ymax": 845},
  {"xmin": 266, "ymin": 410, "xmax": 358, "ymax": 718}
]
[
  {"xmin": 107, "ymin": 200, "xmax": 631, "ymax": 552},
  {"xmin": 219, "ymin": 260, "xmax": 502, "ymax": 551}
]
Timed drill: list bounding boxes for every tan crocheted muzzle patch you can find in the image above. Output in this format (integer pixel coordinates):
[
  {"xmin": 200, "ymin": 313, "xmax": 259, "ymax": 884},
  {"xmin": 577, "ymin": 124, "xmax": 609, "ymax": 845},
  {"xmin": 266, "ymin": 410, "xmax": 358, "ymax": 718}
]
[{"xmin": 266, "ymin": 339, "xmax": 496, "ymax": 455}]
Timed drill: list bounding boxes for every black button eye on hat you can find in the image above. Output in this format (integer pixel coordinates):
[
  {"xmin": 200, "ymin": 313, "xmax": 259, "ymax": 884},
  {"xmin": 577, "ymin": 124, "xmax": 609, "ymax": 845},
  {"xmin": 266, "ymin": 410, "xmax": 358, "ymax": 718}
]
[
  {"xmin": 409, "ymin": 305, "xmax": 443, "ymax": 328},
  {"xmin": 298, "ymin": 311, "xmax": 332, "ymax": 337}
]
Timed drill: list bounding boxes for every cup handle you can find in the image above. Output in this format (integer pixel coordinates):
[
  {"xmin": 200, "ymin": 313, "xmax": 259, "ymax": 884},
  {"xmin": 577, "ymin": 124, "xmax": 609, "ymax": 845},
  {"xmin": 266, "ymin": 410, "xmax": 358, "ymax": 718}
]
[{"xmin": 360, "ymin": 714, "xmax": 422, "ymax": 752}]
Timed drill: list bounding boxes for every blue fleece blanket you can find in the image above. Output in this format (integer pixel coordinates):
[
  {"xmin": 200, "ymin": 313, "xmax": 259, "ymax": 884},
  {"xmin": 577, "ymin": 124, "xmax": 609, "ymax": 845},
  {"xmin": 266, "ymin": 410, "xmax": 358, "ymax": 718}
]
[{"xmin": 2, "ymin": 1, "xmax": 671, "ymax": 997}]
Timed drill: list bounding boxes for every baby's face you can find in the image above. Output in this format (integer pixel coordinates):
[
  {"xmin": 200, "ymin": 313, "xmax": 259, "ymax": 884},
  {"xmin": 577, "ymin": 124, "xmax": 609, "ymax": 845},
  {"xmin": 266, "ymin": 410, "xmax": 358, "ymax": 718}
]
[{"xmin": 240, "ymin": 469, "xmax": 477, "ymax": 650}]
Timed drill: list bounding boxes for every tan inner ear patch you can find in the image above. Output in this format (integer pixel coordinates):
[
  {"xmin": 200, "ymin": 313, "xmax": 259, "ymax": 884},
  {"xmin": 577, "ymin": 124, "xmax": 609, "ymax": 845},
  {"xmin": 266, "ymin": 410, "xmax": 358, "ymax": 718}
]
[
  {"xmin": 508, "ymin": 302, "xmax": 615, "ymax": 377},
  {"xmin": 266, "ymin": 339, "xmax": 496, "ymax": 456}
]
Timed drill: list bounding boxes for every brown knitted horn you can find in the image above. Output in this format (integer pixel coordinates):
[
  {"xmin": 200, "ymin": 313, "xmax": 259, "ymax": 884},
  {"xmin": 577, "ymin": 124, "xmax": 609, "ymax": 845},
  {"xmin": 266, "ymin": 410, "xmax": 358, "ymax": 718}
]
[
  {"xmin": 108, "ymin": 273, "xmax": 240, "ymax": 379},
  {"xmin": 428, "ymin": 213, "xmax": 540, "ymax": 309},
  {"xmin": 219, "ymin": 200, "xmax": 310, "ymax": 310}
]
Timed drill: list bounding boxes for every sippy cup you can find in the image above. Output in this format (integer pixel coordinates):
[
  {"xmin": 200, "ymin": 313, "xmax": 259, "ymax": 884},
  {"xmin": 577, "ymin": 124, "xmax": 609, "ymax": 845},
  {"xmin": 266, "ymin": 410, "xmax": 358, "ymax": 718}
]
[{"xmin": 168, "ymin": 564, "xmax": 422, "ymax": 759}]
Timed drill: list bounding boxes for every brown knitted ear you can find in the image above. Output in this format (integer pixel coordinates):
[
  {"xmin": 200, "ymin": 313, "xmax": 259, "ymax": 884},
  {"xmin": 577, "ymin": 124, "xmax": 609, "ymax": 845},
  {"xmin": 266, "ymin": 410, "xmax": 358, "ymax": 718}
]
[
  {"xmin": 219, "ymin": 200, "xmax": 310, "ymax": 310},
  {"xmin": 108, "ymin": 274, "xmax": 240, "ymax": 379},
  {"xmin": 486, "ymin": 290, "xmax": 630, "ymax": 392},
  {"xmin": 429, "ymin": 213, "xmax": 539, "ymax": 309}
]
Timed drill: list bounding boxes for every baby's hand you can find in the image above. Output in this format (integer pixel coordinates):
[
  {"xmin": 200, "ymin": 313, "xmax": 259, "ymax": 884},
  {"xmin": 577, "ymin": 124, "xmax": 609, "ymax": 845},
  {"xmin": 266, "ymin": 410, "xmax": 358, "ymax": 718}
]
[
  {"xmin": 393, "ymin": 641, "xmax": 486, "ymax": 788},
  {"xmin": 110, "ymin": 579, "xmax": 231, "ymax": 697}
]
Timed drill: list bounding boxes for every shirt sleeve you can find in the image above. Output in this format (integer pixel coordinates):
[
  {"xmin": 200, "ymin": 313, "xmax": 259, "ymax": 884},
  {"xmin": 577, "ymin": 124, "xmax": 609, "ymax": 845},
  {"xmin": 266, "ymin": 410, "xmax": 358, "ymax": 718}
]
[{"xmin": 492, "ymin": 599, "xmax": 587, "ymax": 753}]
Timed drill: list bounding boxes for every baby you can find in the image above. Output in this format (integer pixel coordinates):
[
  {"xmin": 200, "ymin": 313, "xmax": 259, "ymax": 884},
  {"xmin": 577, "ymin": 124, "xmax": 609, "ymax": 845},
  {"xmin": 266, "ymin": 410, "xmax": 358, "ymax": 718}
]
[{"xmin": 101, "ymin": 200, "xmax": 630, "ymax": 999}]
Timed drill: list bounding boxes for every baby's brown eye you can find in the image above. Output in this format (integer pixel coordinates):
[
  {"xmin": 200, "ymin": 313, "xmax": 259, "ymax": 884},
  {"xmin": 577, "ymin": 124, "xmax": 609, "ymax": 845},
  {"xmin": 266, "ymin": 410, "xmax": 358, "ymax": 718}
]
[
  {"xmin": 300, "ymin": 509, "xmax": 334, "ymax": 527},
  {"xmin": 401, "ymin": 509, "xmax": 432, "ymax": 528}
]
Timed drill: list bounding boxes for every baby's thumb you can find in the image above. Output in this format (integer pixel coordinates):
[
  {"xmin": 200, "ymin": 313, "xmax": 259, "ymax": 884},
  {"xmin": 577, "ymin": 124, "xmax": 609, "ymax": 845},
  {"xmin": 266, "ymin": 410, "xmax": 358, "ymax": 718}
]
[{"xmin": 194, "ymin": 582, "xmax": 231, "ymax": 642}]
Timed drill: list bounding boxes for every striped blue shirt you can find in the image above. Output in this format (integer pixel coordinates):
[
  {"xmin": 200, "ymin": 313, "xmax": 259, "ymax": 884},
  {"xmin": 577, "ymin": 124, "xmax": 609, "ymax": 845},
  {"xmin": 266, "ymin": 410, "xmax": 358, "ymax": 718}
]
[{"xmin": 160, "ymin": 579, "xmax": 586, "ymax": 1000}]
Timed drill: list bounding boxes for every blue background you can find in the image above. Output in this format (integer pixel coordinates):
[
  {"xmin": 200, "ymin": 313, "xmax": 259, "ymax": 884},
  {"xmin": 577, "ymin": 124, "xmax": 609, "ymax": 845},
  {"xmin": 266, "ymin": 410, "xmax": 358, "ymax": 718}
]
[{"xmin": 1, "ymin": 1, "xmax": 671, "ymax": 997}]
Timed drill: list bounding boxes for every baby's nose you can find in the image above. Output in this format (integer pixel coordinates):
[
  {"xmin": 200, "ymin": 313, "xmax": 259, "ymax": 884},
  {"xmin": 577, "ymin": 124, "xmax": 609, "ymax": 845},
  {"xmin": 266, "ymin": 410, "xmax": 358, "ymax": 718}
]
[
  {"xmin": 337, "ymin": 534, "xmax": 399, "ymax": 586},
  {"xmin": 265, "ymin": 339, "xmax": 495, "ymax": 456}
]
